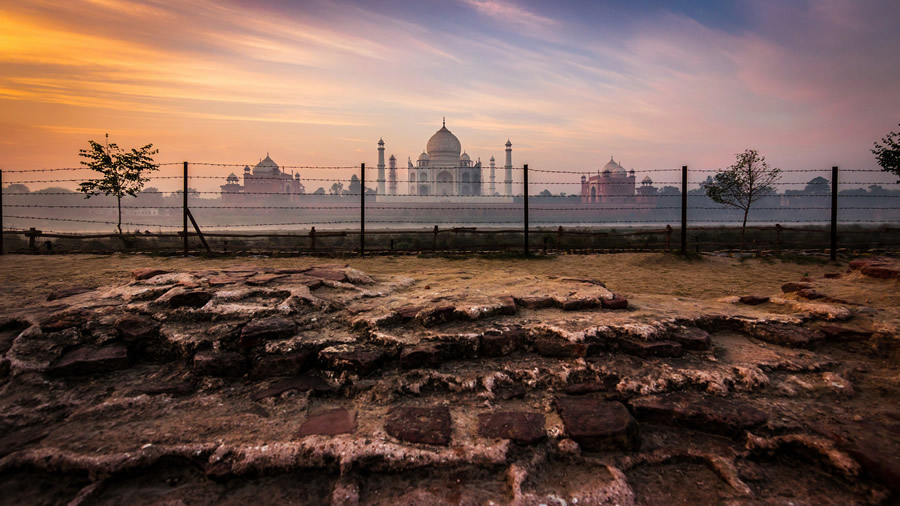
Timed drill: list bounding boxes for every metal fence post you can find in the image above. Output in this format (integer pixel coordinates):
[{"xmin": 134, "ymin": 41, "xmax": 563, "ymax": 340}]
[
  {"xmin": 0, "ymin": 168, "xmax": 4, "ymax": 256},
  {"xmin": 681, "ymin": 165, "xmax": 688, "ymax": 255},
  {"xmin": 831, "ymin": 166, "xmax": 838, "ymax": 261},
  {"xmin": 360, "ymin": 163, "xmax": 365, "ymax": 257},
  {"xmin": 523, "ymin": 163, "xmax": 529, "ymax": 255},
  {"xmin": 183, "ymin": 161, "xmax": 188, "ymax": 257}
]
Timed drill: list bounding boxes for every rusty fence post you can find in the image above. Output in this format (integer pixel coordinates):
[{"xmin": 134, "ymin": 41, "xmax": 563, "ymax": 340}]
[
  {"xmin": 432, "ymin": 225, "xmax": 438, "ymax": 252},
  {"xmin": 523, "ymin": 164, "xmax": 529, "ymax": 255},
  {"xmin": 309, "ymin": 226, "xmax": 316, "ymax": 252},
  {"xmin": 775, "ymin": 224, "xmax": 782, "ymax": 256},
  {"xmin": 830, "ymin": 166, "xmax": 838, "ymax": 261},
  {"xmin": 360, "ymin": 163, "xmax": 365, "ymax": 257},
  {"xmin": 665, "ymin": 224, "xmax": 672, "ymax": 252},
  {"xmin": 183, "ymin": 161, "xmax": 188, "ymax": 257},
  {"xmin": 681, "ymin": 165, "xmax": 688, "ymax": 255},
  {"xmin": 0, "ymin": 168, "xmax": 4, "ymax": 255}
]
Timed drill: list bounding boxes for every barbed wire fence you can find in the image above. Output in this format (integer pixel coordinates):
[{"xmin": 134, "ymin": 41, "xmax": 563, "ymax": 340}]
[{"xmin": 1, "ymin": 162, "xmax": 899, "ymax": 258}]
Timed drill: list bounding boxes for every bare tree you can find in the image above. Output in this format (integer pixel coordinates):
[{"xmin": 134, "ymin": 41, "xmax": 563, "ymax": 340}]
[
  {"xmin": 704, "ymin": 149, "xmax": 781, "ymax": 251},
  {"xmin": 78, "ymin": 134, "xmax": 159, "ymax": 236},
  {"xmin": 872, "ymin": 123, "xmax": 900, "ymax": 182}
]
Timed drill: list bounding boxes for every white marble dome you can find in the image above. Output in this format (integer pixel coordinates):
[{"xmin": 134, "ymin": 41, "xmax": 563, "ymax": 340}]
[
  {"xmin": 253, "ymin": 155, "xmax": 279, "ymax": 175},
  {"xmin": 426, "ymin": 124, "xmax": 462, "ymax": 166},
  {"xmin": 603, "ymin": 157, "xmax": 626, "ymax": 176}
]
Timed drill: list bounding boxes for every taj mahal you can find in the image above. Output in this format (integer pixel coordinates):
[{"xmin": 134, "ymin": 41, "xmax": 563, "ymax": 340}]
[{"xmin": 375, "ymin": 120, "xmax": 515, "ymax": 203}]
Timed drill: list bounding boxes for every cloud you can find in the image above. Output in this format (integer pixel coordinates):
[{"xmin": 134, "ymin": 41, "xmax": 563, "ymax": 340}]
[{"xmin": 460, "ymin": 0, "xmax": 557, "ymax": 31}]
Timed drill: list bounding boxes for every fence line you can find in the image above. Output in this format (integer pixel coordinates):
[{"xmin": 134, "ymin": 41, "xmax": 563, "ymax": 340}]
[{"xmin": 2, "ymin": 163, "xmax": 900, "ymax": 257}]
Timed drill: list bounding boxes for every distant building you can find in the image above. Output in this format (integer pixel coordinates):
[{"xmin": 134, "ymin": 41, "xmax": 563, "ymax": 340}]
[
  {"xmin": 221, "ymin": 155, "xmax": 305, "ymax": 201},
  {"xmin": 580, "ymin": 157, "xmax": 656, "ymax": 204},
  {"xmin": 377, "ymin": 119, "xmax": 514, "ymax": 200}
]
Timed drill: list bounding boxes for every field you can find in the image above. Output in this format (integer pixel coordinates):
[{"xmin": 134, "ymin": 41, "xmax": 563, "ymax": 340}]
[{"xmin": 0, "ymin": 252, "xmax": 898, "ymax": 504}]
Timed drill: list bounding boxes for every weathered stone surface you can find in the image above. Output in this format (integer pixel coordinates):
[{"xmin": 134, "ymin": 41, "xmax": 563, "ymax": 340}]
[
  {"xmin": 385, "ymin": 406, "xmax": 452, "ymax": 446},
  {"xmin": 416, "ymin": 305, "xmax": 456, "ymax": 327},
  {"xmin": 480, "ymin": 327, "xmax": 524, "ymax": 357},
  {"xmin": 782, "ymin": 282, "xmax": 814, "ymax": 293},
  {"xmin": 302, "ymin": 267, "xmax": 347, "ymax": 282},
  {"xmin": 167, "ymin": 290, "xmax": 213, "ymax": 309},
  {"xmin": 251, "ymin": 376, "xmax": 335, "ymax": 401},
  {"xmin": 240, "ymin": 316, "xmax": 296, "ymax": 348},
  {"xmin": 514, "ymin": 296, "xmax": 557, "ymax": 309},
  {"xmin": 400, "ymin": 344, "xmax": 442, "ymax": 369},
  {"xmin": 493, "ymin": 382, "xmax": 526, "ymax": 400},
  {"xmin": 561, "ymin": 297, "xmax": 599, "ymax": 311},
  {"xmin": 628, "ymin": 392, "xmax": 767, "ymax": 437},
  {"xmin": 564, "ymin": 380, "xmax": 614, "ymax": 396},
  {"xmin": 672, "ymin": 328, "xmax": 711, "ymax": 351},
  {"xmin": 41, "ymin": 310, "xmax": 89, "ymax": 332},
  {"xmin": 394, "ymin": 305, "xmax": 425, "ymax": 321},
  {"xmin": 861, "ymin": 265, "xmax": 900, "ymax": 280},
  {"xmin": 46, "ymin": 286, "xmax": 93, "ymax": 301},
  {"xmin": 245, "ymin": 274, "xmax": 288, "ymax": 286},
  {"xmin": 192, "ymin": 350, "xmax": 247, "ymax": 377},
  {"xmin": 818, "ymin": 325, "xmax": 874, "ymax": 341},
  {"xmin": 498, "ymin": 296, "xmax": 518, "ymax": 315},
  {"xmin": 132, "ymin": 268, "xmax": 170, "ymax": 280},
  {"xmin": 796, "ymin": 289, "xmax": 826, "ymax": 300},
  {"xmin": 250, "ymin": 351, "xmax": 313, "ymax": 379},
  {"xmin": 319, "ymin": 345, "xmax": 385, "ymax": 375},
  {"xmin": 843, "ymin": 437, "xmax": 900, "ymax": 495},
  {"xmin": 746, "ymin": 322, "xmax": 824, "ymax": 347},
  {"xmin": 533, "ymin": 336, "xmax": 587, "ymax": 358},
  {"xmin": 47, "ymin": 344, "xmax": 129, "ymax": 376},
  {"xmin": 0, "ymin": 318, "xmax": 30, "ymax": 354},
  {"xmin": 478, "ymin": 412, "xmax": 546, "ymax": 444},
  {"xmin": 739, "ymin": 295, "xmax": 770, "ymax": 306},
  {"xmin": 823, "ymin": 272, "xmax": 843, "ymax": 279},
  {"xmin": 208, "ymin": 276, "xmax": 242, "ymax": 287},
  {"xmin": 601, "ymin": 296, "xmax": 628, "ymax": 310},
  {"xmin": 129, "ymin": 381, "xmax": 196, "ymax": 396},
  {"xmin": 619, "ymin": 339, "xmax": 683, "ymax": 358},
  {"xmin": 115, "ymin": 314, "xmax": 160, "ymax": 342},
  {"xmin": 297, "ymin": 408, "xmax": 357, "ymax": 436},
  {"xmin": 555, "ymin": 397, "xmax": 640, "ymax": 451}
]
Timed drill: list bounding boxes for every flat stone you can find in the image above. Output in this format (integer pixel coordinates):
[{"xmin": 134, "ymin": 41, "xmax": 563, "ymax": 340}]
[
  {"xmin": 555, "ymin": 397, "xmax": 640, "ymax": 451},
  {"xmin": 533, "ymin": 336, "xmax": 587, "ymax": 358},
  {"xmin": 250, "ymin": 350, "xmax": 314, "ymax": 379},
  {"xmin": 561, "ymin": 297, "xmax": 599, "ymax": 311},
  {"xmin": 494, "ymin": 382, "xmax": 526, "ymax": 400},
  {"xmin": 394, "ymin": 305, "xmax": 425, "ymax": 321},
  {"xmin": 498, "ymin": 296, "xmax": 518, "ymax": 315},
  {"xmin": 251, "ymin": 376, "xmax": 335, "ymax": 401},
  {"xmin": 564, "ymin": 381, "xmax": 613, "ymax": 395},
  {"xmin": 416, "ymin": 305, "xmax": 456, "ymax": 327},
  {"xmin": 781, "ymin": 282, "xmax": 814, "ymax": 293},
  {"xmin": 819, "ymin": 325, "xmax": 874, "ymax": 341},
  {"xmin": 167, "ymin": 290, "xmax": 213, "ymax": 309},
  {"xmin": 46, "ymin": 286, "xmax": 93, "ymax": 301},
  {"xmin": 673, "ymin": 328, "xmax": 711, "ymax": 351},
  {"xmin": 115, "ymin": 314, "xmax": 160, "ymax": 342},
  {"xmin": 797, "ymin": 289, "xmax": 827, "ymax": 300},
  {"xmin": 297, "ymin": 408, "xmax": 357, "ymax": 436},
  {"xmin": 861, "ymin": 265, "xmax": 900, "ymax": 279},
  {"xmin": 302, "ymin": 267, "xmax": 347, "ymax": 282},
  {"xmin": 746, "ymin": 323, "xmax": 824, "ymax": 347},
  {"xmin": 480, "ymin": 327, "xmax": 524, "ymax": 357},
  {"xmin": 132, "ymin": 268, "xmax": 170, "ymax": 280},
  {"xmin": 400, "ymin": 344, "xmax": 442, "ymax": 369},
  {"xmin": 619, "ymin": 339, "xmax": 683, "ymax": 358},
  {"xmin": 601, "ymin": 296, "xmax": 628, "ymax": 310},
  {"xmin": 240, "ymin": 316, "xmax": 296, "ymax": 348},
  {"xmin": 246, "ymin": 273, "xmax": 289, "ymax": 286},
  {"xmin": 628, "ymin": 392, "xmax": 768, "ymax": 437},
  {"xmin": 290, "ymin": 275, "xmax": 324, "ymax": 290},
  {"xmin": 319, "ymin": 345, "xmax": 385, "ymax": 376},
  {"xmin": 478, "ymin": 411, "xmax": 545, "ymax": 444},
  {"xmin": 192, "ymin": 350, "xmax": 247, "ymax": 377},
  {"xmin": 385, "ymin": 406, "xmax": 452, "ymax": 446},
  {"xmin": 208, "ymin": 276, "xmax": 242, "ymax": 287},
  {"xmin": 129, "ymin": 381, "xmax": 196, "ymax": 396},
  {"xmin": 823, "ymin": 272, "xmax": 843, "ymax": 279},
  {"xmin": 739, "ymin": 295, "xmax": 770, "ymax": 306},
  {"xmin": 41, "ymin": 310, "xmax": 89, "ymax": 332},
  {"xmin": 514, "ymin": 296, "xmax": 557, "ymax": 309},
  {"xmin": 47, "ymin": 344, "xmax": 129, "ymax": 376}
]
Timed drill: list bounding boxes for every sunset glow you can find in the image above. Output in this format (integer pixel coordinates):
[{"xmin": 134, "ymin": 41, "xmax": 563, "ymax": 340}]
[{"xmin": 2, "ymin": 0, "xmax": 899, "ymax": 191}]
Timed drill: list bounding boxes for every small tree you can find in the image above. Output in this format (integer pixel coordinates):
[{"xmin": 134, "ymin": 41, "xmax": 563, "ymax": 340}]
[
  {"xmin": 78, "ymin": 134, "xmax": 159, "ymax": 235},
  {"xmin": 872, "ymin": 124, "xmax": 900, "ymax": 182},
  {"xmin": 704, "ymin": 149, "xmax": 781, "ymax": 250}
]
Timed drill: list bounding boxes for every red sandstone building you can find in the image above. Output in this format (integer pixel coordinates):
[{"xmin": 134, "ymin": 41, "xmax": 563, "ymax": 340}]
[
  {"xmin": 580, "ymin": 157, "xmax": 657, "ymax": 205},
  {"xmin": 220, "ymin": 155, "xmax": 305, "ymax": 202}
]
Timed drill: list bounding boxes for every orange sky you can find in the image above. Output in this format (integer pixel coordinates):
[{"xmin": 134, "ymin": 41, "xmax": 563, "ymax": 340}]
[{"xmin": 1, "ymin": 0, "xmax": 899, "ymax": 193}]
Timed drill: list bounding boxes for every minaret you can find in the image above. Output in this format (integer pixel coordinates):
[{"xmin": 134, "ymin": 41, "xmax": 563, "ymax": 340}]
[
  {"xmin": 504, "ymin": 139, "xmax": 513, "ymax": 196},
  {"xmin": 376, "ymin": 138, "xmax": 386, "ymax": 195},
  {"xmin": 388, "ymin": 154, "xmax": 397, "ymax": 195},
  {"xmin": 489, "ymin": 156, "xmax": 496, "ymax": 196}
]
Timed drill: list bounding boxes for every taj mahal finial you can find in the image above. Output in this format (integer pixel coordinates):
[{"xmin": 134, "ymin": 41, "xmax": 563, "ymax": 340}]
[{"xmin": 443, "ymin": 117, "xmax": 446, "ymax": 127}]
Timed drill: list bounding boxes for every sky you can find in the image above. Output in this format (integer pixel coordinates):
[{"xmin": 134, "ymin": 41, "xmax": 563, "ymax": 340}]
[{"xmin": 1, "ymin": 0, "xmax": 899, "ymax": 193}]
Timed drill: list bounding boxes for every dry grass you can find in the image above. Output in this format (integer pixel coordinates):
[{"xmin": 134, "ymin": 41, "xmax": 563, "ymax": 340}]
[{"xmin": 0, "ymin": 253, "xmax": 842, "ymax": 313}]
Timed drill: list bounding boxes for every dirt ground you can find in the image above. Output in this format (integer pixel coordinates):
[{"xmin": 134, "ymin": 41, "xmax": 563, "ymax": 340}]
[
  {"xmin": 1, "ymin": 252, "xmax": 898, "ymax": 505},
  {"xmin": 0, "ymin": 252, "xmax": 846, "ymax": 310}
]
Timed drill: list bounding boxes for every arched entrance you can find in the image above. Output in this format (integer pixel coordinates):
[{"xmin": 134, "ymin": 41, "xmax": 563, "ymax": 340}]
[
  {"xmin": 590, "ymin": 186, "xmax": 597, "ymax": 203},
  {"xmin": 437, "ymin": 171, "xmax": 453, "ymax": 196}
]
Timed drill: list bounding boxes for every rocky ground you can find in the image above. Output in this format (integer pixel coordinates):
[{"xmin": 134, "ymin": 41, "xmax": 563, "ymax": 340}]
[{"xmin": 0, "ymin": 253, "xmax": 898, "ymax": 505}]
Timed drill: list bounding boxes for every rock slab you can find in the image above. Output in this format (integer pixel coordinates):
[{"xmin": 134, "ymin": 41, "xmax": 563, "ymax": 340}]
[
  {"xmin": 629, "ymin": 392, "xmax": 768, "ymax": 437},
  {"xmin": 555, "ymin": 397, "xmax": 640, "ymax": 451},
  {"xmin": 297, "ymin": 408, "xmax": 357, "ymax": 436},
  {"xmin": 385, "ymin": 406, "xmax": 452, "ymax": 446},
  {"xmin": 47, "ymin": 344, "xmax": 129, "ymax": 376},
  {"xmin": 478, "ymin": 411, "xmax": 545, "ymax": 444}
]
